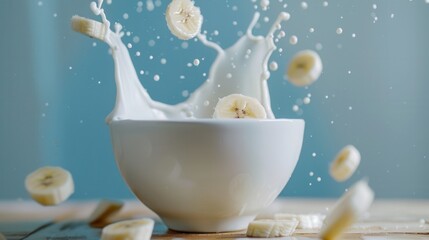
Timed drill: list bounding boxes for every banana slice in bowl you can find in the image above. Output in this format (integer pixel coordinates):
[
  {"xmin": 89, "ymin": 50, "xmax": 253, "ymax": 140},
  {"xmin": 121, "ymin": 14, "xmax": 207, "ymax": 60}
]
[
  {"xmin": 213, "ymin": 94, "xmax": 267, "ymax": 119},
  {"xmin": 166, "ymin": 0, "xmax": 203, "ymax": 40},
  {"xmin": 25, "ymin": 166, "xmax": 74, "ymax": 206},
  {"xmin": 286, "ymin": 50, "xmax": 323, "ymax": 87}
]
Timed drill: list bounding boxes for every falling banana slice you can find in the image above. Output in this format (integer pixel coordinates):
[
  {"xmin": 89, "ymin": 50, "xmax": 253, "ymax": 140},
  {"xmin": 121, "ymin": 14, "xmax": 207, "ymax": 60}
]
[
  {"xmin": 71, "ymin": 15, "xmax": 107, "ymax": 41},
  {"xmin": 319, "ymin": 180, "xmax": 374, "ymax": 240},
  {"xmin": 213, "ymin": 94, "xmax": 267, "ymax": 119},
  {"xmin": 89, "ymin": 199, "xmax": 124, "ymax": 227},
  {"xmin": 286, "ymin": 50, "xmax": 323, "ymax": 87},
  {"xmin": 166, "ymin": 0, "xmax": 203, "ymax": 40},
  {"xmin": 101, "ymin": 218, "xmax": 155, "ymax": 240},
  {"xmin": 246, "ymin": 219, "xmax": 299, "ymax": 238},
  {"xmin": 330, "ymin": 145, "xmax": 361, "ymax": 182},
  {"xmin": 274, "ymin": 213, "xmax": 325, "ymax": 229},
  {"xmin": 25, "ymin": 166, "xmax": 74, "ymax": 206}
]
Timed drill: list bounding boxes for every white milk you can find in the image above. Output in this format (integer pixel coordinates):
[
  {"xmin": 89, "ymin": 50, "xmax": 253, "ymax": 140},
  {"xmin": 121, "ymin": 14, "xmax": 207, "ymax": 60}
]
[{"xmin": 89, "ymin": 1, "xmax": 289, "ymax": 123}]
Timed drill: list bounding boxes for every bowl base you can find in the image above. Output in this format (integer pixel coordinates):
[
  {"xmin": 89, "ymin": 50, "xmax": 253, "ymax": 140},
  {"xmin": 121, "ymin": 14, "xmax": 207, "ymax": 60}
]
[{"xmin": 161, "ymin": 215, "xmax": 256, "ymax": 233}]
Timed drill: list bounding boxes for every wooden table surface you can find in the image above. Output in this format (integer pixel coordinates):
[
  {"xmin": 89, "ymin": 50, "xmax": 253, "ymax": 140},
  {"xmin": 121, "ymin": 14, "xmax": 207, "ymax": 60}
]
[{"xmin": 1, "ymin": 198, "xmax": 428, "ymax": 239}]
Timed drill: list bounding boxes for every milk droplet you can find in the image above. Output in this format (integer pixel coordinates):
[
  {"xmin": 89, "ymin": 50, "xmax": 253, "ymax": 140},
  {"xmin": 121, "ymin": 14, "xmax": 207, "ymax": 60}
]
[
  {"xmin": 181, "ymin": 42, "xmax": 189, "ymax": 49},
  {"xmin": 289, "ymin": 35, "xmax": 298, "ymax": 45},
  {"xmin": 269, "ymin": 61, "xmax": 278, "ymax": 71},
  {"xmin": 292, "ymin": 105, "xmax": 299, "ymax": 112},
  {"xmin": 336, "ymin": 28, "xmax": 343, "ymax": 34},
  {"xmin": 154, "ymin": 74, "xmax": 160, "ymax": 81},
  {"xmin": 160, "ymin": 58, "xmax": 167, "ymax": 64},
  {"xmin": 148, "ymin": 40, "xmax": 156, "ymax": 47},
  {"xmin": 317, "ymin": 177, "xmax": 322, "ymax": 182},
  {"xmin": 139, "ymin": 70, "xmax": 144, "ymax": 75},
  {"xmin": 309, "ymin": 171, "xmax": 314, "ymax": 176},
  {"xmin": 123, "ymin": 13, "xmax": 129, "ymax": 20},
  {"xmin": 301, "ymin": 1, "xmax": 308, "ymax": 9},
  {"xmin": 260, "ymin": 0, "xmax": 270, "ymax": 10},
  {"xmin": 146, "ymin": 0, "xmax": 155, "ymax": 11},
  {"xmin": 193, "ymin": 59, "xmax": 200, "ymax": 66},
  {"xmin": 348, "ymin": 106, "xmax": 353, "ymax": 110},
  {"xmin": 372, "ymin": 4, "xmax": 377, "ymax": 10},
  {"xmin": 303, "ymin": 97, "xmax": 311, "ymax": 104},
  {"xmin": 323, "ymin": 1, "xmax": 328, "ymax": 7},
  {"xmin": 226, "ymin": 73, "xmax": 232, "ymax": 79},
  {"xmin": 133, "ymin": 36, "xmax": 140, "ymax": 43},
  {"xmin": 312, "ymin": 152, "xmax": 317, "ymax": 157},
  {"xmin": 263, "ymin": 16, "xmax": 270, "ymax": 23},
  {"xmin": 182, "ymin": 90, "xmax": 189, "ymax": 97},
  {"xmin": 309, "ymin": 27, "xmax": 315, "ymax": 33},
  {"xmin": 352, "ymin": 33, "xmax": 356, "ymax": 38}
]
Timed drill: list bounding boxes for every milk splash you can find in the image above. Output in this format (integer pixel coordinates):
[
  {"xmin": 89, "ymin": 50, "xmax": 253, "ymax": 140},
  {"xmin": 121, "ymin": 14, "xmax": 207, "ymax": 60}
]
[{"xmin": 88, "ymin": 0, "xmax": 290, "ymax": 123}]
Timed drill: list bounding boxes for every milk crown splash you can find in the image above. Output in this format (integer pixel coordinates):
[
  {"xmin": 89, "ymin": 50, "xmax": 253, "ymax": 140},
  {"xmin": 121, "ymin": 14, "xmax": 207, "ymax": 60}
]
[{"xmin": 88, "ymin": 0, "xmax": 289, "ymax": 123}]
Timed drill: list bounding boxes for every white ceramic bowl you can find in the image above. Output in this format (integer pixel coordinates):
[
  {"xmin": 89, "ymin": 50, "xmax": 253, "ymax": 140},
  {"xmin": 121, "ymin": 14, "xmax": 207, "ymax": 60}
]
[{"xmin": 109, "ymin": 119, "xmax": 304, "ymax": 232}]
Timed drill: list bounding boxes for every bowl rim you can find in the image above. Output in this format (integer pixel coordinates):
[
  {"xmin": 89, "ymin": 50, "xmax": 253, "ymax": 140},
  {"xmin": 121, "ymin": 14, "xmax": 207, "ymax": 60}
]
[{"xmin": 109, "ymin": 118, "xmax": 305, "ymax": 125}]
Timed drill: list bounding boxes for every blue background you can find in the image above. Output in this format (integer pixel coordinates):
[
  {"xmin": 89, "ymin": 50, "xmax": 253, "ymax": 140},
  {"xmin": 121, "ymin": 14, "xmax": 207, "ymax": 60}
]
[{"xmin": 1, "ymin": 0, "xmax": 429, "ymax": 200}]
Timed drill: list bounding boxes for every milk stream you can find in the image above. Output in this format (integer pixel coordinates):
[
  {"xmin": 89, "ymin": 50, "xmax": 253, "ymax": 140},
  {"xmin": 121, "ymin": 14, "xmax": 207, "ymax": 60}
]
[{"xmin": 89, "ymin": 1, "xmax": 288, "ymax": 123}]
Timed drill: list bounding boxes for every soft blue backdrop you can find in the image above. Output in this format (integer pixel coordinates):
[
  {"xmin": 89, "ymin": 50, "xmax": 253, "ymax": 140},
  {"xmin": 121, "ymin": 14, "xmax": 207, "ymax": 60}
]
[{"xmin": 1, "ymin": 0, "xmax": 428, "ymax": 200}]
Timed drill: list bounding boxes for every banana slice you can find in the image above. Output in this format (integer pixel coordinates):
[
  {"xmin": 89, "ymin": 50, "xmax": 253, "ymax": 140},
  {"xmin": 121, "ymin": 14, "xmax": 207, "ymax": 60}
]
[
  {"xmin": 247, "ymin": 219, "xmax": 299, "ymax": 238},
  {"xmin": 286, "ymin": 50, "xmax": 323, "ymax": 87},
  {"xmin": 166, "ymin": 0, "xmax": 203, "ymax": 40},
  {"xmin": 25, "ymin": 166, "xmax": 74, "ymax": 206},
  {"xmin": 213, "ymin": 94, "xmax": 267, "ymax": 119},
  {"xmin": 71, "ymin": 15, "xmax": 107, "ymax": 41},
  {"xmin": 320, "ymin": 180, "xmax": 374, "ymax": 240},
  {"xmin": 89, "ymin": 200, "xmax": 124, "ymax": 227},
  {"xmin": 274, "ymin": 213, "xmax": 325, "ymax": 229},
  {"xmin": 101, "ymin": 218, "xmax": 155, "ymax": 240},
  {"xmin": 330, "ymin": 145, "xmax": 361, "ymax": 182}
]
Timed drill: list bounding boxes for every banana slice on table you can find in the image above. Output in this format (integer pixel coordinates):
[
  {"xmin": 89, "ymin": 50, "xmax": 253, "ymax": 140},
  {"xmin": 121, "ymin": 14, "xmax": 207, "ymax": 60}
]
[
  {"xmin": 89, "ymin": 200, "xmax": 124, "ymax": 227},
  {"xmin": 25, "ymin": 166, "xmax": 74, "ymax": 206},
  {"xmin": 286, "ymin": 50, "xmax": 323, "ymax": 87},
  {"xmin": 274, "ymin": 213, "xmax": 325, "ymax": 229},
  {"xmin": 320, "ymin": 180, "xmax": 374, "ymax": 240},
  {"xmin": 101, "ymin": 218, "xmax": 155, "ymax": 240},
  {"xmin": 247, "ymin": 219, "xmax": 299, "ymax": 238},
  {"xmin": 213, "ymin": 94, "xmax": 267, "ymax": 119},
  {"xmin": 166, "ymin": 0, "xmax": 203, "ymax": 40},
  {"xmin": 330, "ymin": 145, "xmax": 361, "ymax": 182}
]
